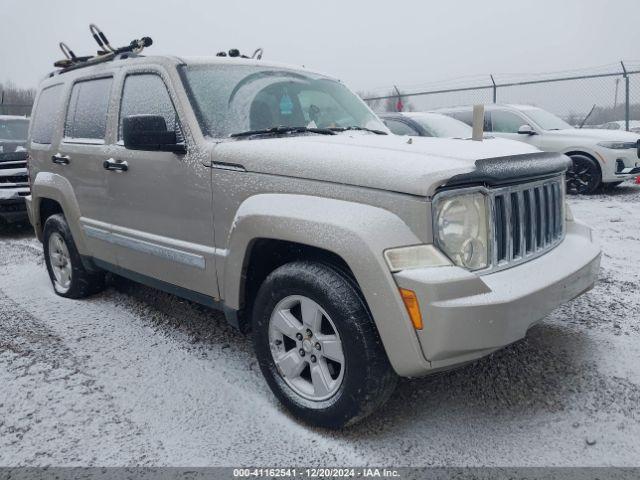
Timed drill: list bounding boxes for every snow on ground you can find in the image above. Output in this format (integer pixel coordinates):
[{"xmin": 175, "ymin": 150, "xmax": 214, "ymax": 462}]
[{"xmin": 0, "ymin": 182, "xmax": 639, "ymax": 467}]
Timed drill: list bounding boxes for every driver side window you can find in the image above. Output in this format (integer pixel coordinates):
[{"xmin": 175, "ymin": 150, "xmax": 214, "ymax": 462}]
[
  {"xmin": 119, "ymin": 73, "xmax": 184, "ymax": 143},
  {"xmin": 490, "ymin": 110, "xmax": 526, "ymax": 133}
]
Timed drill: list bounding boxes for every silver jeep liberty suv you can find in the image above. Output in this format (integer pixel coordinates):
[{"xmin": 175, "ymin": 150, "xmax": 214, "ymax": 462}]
[{"xmin": 26, "ymin": 50, "xmax": 601, "ymax": 428}]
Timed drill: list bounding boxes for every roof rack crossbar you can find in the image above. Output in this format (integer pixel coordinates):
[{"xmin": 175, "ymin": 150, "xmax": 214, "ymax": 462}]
[{"xmin": 52, "ymin": 24, "xmax": 153, "ymax": 74}]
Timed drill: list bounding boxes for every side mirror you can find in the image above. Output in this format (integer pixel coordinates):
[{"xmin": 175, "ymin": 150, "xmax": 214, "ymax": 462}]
[
  {"xmin": 517, "ymin": 124, "xmax": 536, "ymax": 135},
  {"xmin": 122, "ymin": 115, "xmax": 186, "ymax": 153}
]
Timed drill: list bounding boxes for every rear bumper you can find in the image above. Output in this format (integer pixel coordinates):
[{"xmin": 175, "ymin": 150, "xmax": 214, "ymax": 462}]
[{"xmin": 394, "ymin": 220, "xmax": 600, "ymax": 374}]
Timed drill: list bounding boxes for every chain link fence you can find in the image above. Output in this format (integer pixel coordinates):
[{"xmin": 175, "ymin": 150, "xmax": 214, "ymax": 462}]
[{"xmin": 362, "ymin": 62, "xmax": 640, "ymax": 130}]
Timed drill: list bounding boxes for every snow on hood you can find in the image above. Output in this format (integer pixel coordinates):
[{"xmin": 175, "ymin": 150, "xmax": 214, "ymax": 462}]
[
  {"xmin": 547, "ymin": 128, "xmax": 640, "ymax": 141},
  {"xmin": 213, "ymin": 133, "xmax": 541, "ymax": 197}
]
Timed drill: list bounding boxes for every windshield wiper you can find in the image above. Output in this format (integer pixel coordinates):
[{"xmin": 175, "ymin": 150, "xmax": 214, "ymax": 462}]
[
  {"xmin": 230, "ymin": 126, "xmax": 336, "ymax": 138},
  {"xmin": 329, "ymin": 126, "xmax": 388, "ymax": 135}
]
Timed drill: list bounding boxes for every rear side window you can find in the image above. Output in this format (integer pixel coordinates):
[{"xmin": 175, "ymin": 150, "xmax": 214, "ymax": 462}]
[
  {"xmin": 64, "ymin": 77, "xmax": 113, "ymax": 141},
  {"xmin": 31, "ymin": 84, "xmax": 64, "ymax": 144},
  {"xmin": 119, "ymin": 74, "xmax": 182, "ymax": 141},
  {"xmin": 384, "ymin": 119, "xmax": 421, "ymax": 136},
  {"xmin": 451, "ymin": 110, "xmax": 472, "ymax": 126}
]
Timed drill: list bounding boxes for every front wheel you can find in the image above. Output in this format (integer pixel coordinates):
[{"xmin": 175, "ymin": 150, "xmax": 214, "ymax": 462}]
[
  {"xmin": 566, "ymin": 154, "xmax": 602, "ymax": 195},
  {"xmin": 252, "ymin": 261, "xmax": 397, "ymax": 428}
]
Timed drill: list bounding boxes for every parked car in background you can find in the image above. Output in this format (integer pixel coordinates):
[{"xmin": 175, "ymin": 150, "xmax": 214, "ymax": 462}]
[
  {"xmin": 27, "ymin": 53, "xmax": 600, "ymax": 428},
  {"xmin": 0, "ymin": 115, "xmax": 30, "ymax": 225},
  {"xmin": 380, "ymin": 112, "xmax": 472, "ymax": 138},
  {"xmin": 433, "ymin": 104, "xmax": 640, "ymax": 194},
  {"xmin": 598, "ymin": 120, "xmax": 640, "ymax": 134}
]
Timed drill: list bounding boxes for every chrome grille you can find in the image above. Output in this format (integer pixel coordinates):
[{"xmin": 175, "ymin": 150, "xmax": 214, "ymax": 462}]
[
  {"xmin": 489, "ymin": 176, "xmax": 565, "ymax": 271},
  {"xmin": 0, "ymin": 152, "xmax": 29, "ymax": 196}
]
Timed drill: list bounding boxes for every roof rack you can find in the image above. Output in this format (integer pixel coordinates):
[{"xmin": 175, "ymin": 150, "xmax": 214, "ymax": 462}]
[
  {"xmin": 52, "ymin": 24, "xmax": 152, "ymax": 75},
  {"xmin": 216, "ymin": 47, "xmax": 264, "ymax": 59}
]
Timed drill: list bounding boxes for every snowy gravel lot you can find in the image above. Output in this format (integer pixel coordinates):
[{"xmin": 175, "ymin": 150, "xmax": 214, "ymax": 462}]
[{"xmin": 1, "ymin": 183, "xmax": 639, "ymax": 467}]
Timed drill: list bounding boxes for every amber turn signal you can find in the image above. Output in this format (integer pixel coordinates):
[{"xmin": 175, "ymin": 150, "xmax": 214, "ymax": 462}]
[{"xmin": 399, "ymin": 288, "xmax": 423, "ymax": 330}]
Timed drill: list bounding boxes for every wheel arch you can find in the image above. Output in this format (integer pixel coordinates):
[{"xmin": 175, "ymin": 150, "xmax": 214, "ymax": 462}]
[
  {"xmin": 563, "ymin": 150, "xmax": 604, "ymax": 175},
  {"xmin": 31, "ymin": 172, "xmax": 88, "ymax": 253},
  {"xmin": 220, "ymin": 193, "xmax": 431, "ymax": 377}
]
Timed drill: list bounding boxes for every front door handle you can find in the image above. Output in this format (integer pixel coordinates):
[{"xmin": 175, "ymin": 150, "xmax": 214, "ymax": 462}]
[
  {"xmin": 51, "ymin": 153, "xmax": 70, "ymax": 165},
  {"xmin": 103, "ymin": 158, "xmax": 129, "ymax": 172}
]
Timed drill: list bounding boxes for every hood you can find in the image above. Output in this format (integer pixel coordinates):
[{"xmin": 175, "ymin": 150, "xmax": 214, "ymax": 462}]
[
  {"xmin": 0, "ymin": 140, "xmax": 28, "ymax": 160},
  {"xmin": 547, "ymin": 128, "xmax": 640, "ymax": 141},
  {"xmin": 212, "ymin": 133, "xmax": 542, "ymax": 197}
]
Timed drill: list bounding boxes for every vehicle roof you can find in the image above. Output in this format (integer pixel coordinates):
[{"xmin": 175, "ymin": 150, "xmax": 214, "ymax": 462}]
[
  {"xmin": 432, "ymin": 103, "xmax": 542, "ymax": 113},
  {"xmin": 44, "ymin": 54, "xmax": 328, "ymax": 84},
  {"xmin": 0, "ymin": 115, "xmax": 29, "ymax": 121},
  {"xmin": 606, "ymin": 120, "xmax": 640, "ymax": 125},
  {"xmin": 379, "ymin": 111, "xmax": 451, "ymax": 119}
]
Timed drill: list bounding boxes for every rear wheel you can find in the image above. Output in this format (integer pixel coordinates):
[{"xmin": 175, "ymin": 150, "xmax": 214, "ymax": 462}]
[
  {"xmin": 252, "ymin": 261, "xmax": 397, "ymax": 428},
  {"xmin": 43, "ymin": 214, "xmax": 105, "ymax": 298},
  {"xmin": 566, "ymin": 154, "xmax": 601, "ymax": 195}
]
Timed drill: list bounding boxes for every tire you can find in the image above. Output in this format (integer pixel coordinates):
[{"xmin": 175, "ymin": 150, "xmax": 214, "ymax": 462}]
[
  {"xmin": 566, "ymin": 154, "xmax": 602, "ymax": 195},
  {"xmin": 43, "ymin": 214, "xmax": 105, "ymax": 298},
  {"xmin": 252, "ymin": 261, "xmax": 398, "ymax": 428}
]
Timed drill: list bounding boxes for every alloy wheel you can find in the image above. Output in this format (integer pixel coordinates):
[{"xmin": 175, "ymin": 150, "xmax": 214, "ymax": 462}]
[
  {"xmin": 566, "ymin": 157, "xmax": 598, "ymax": 194},
  {"xmin": 48, "ymin": 232, "xmax": 72, "ymax": 292},
  {"xmin": 268, "ymin": 295, "xmax": 345, "ymax": 401}
]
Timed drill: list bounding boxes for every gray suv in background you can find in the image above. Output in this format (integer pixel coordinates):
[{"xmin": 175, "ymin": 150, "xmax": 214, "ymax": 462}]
[
  {"xmin": 0, "ymin": 115, "xmax": 30, "ymax": 225},
  {"xmin": 26, "ymin": 53, "xmax": 601, "ymax": 427}
]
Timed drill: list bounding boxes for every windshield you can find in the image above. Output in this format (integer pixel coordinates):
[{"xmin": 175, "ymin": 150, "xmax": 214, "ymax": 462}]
[
  {"xmin": 0, "ymin": 119, "xmax": 29, "ymax": 141},
  {"xmin": 523, "ymin": 108, "xmax": 572, "ymax": 130},
  {"xmin": 411, "ymin": 113, "xmax": 471, "ymax": 138},
  {"xmin": 180, "ymin": 64, "xmax": 386, "ymax": 138}
]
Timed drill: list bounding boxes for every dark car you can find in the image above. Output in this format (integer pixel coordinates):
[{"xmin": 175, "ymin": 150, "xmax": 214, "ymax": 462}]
[
  {"xmin": 0, "ymin": 116, "xmax": 30, "ymax": 225},
  {"xmin": 379, "ymin": 112, "xmax": 472, "ymax": 138}
]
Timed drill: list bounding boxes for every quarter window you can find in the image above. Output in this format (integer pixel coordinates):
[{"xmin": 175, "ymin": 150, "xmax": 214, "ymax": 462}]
[
  {"xmin": 490, "ymin": 110, "xmax": 526, "ymax": 133},
  {"xmin": 31, "ymin": 84, "xmax": 64, "ymax": 144},
  {"xmin": 119, "ymin": 74, "xmax": 182, "ymax": 142},
  {"xmin": 64, "ymin": 77, "xmax": 113, "ymax": 141}
]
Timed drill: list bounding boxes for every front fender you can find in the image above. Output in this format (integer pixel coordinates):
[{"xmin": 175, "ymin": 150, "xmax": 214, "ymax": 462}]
[{"xmin": 222, "ymin": 193, "xmax": 431, "ymax": 376}]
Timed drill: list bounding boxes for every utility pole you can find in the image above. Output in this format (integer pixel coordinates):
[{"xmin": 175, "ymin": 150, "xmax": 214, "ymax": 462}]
[
  {"xmin": 393, "ymin": 85, "xmax": 403, "ymax": 112},
  {"xmin": 621, "ymin": 61, "xmax": 630, "ymax": 131},
  {"xmin": 490, "ymin": 75, "xmax": 497, "ymax": 104}
]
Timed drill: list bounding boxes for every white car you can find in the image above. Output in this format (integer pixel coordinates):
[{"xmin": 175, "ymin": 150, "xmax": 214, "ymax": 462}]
[
  {"xmin": 379, "ymin": 112, "xmax": 473, "ymax": 138},
  {"xmin": 434, "ymin": 104, "xmax": 640, "ymax": 194},
  {"xmin": 599, "ymin": 120, "xmax": 640, "ymax": 134}
]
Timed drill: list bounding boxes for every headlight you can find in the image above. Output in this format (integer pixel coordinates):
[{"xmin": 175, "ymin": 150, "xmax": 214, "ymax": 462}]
[
  {"xmin": 433, "ymin": 191, "xmax": 489, "ymax": 271},
  {"xmin": 597, "ymin": 141, "xmax": 636, "ymax": 150}
]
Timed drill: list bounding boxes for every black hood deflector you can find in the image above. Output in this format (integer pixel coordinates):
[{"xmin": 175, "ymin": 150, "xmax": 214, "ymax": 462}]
[{"xmin": 443, "ymin": 152, "xmax": 571, "ymax": 189}]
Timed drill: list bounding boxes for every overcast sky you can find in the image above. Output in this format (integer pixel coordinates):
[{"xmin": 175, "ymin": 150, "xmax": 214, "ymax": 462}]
[{"xmin": 2, "ymin": 0, "xmax": 640, "ymax": 93}]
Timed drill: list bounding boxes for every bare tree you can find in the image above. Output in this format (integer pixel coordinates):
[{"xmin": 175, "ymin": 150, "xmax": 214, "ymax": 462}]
[{"xmin": 0, "ymin": 82, "xmax": 36, "ymax": 116}]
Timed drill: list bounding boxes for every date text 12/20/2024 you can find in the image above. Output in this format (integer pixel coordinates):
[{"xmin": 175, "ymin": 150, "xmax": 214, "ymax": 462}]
[{"xmin": 233, "ymin": 468, "xmax": 400, "ymax": 477}]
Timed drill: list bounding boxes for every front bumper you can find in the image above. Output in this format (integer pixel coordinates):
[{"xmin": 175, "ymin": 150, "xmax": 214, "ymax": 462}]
[
  {"xmin": 600, "ymin": 149, "xmax": 640, "ymax": 182},
  {"xmin": 394, "ymin": 220, "xmax": 600, "ymax": 374},
  {"xmin": 0, "ymin": 196, "xmax": 28, "ymax": 223}
]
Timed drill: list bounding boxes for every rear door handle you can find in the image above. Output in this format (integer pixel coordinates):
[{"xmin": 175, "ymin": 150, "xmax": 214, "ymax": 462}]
[
  {"xmin": 51, "ymin": 153, "xmax": 70, "ymax": 165},
  {"xmin": 103, "ymin": 158, "xmax": 129, "ymax": 172}
]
